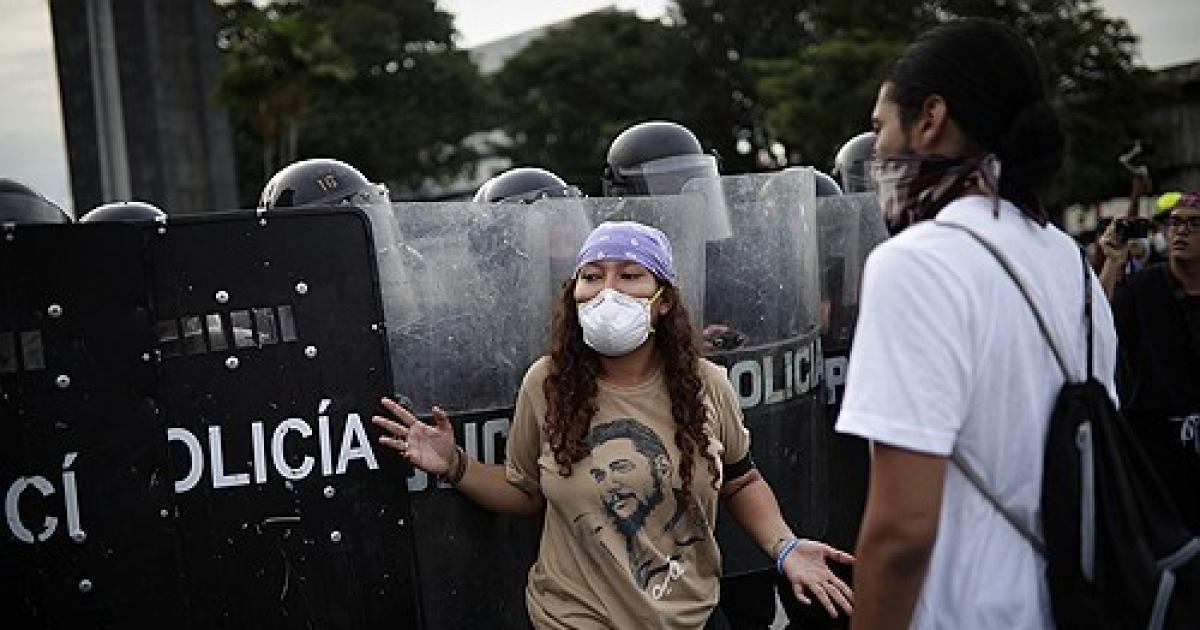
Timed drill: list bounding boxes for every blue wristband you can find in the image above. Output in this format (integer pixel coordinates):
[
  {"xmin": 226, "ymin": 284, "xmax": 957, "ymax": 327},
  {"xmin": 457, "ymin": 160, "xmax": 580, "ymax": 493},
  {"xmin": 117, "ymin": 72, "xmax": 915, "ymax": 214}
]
[{"xmin": 775, "ymin": 537, "xmax": 801, "ymax": 576}]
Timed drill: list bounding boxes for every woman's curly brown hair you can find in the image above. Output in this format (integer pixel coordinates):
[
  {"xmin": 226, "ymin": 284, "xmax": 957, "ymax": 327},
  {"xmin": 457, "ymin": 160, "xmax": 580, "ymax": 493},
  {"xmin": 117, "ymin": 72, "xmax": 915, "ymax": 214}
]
[{"xmin": 542, "ymin": 278, "xmax": 720, "ymax": 503}]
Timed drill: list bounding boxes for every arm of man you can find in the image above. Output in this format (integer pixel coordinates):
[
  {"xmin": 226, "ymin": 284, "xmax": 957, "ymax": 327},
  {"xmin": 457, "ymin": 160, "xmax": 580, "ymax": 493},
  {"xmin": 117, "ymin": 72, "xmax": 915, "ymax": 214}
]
[{"xmin": 850, "ymin": 443, "xmax": 946, "ymax": 630}]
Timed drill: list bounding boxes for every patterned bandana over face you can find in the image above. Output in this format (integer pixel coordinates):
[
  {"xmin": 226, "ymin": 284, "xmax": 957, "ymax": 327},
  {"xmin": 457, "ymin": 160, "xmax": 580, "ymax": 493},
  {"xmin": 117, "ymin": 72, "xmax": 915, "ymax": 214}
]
[
  {"xmin": 574, "ymin": 221, "xmax": 676, "ymax": 284},
  {"xmin": 870, "ymin": 153, "xmax": 1002, "ymax": 235}
]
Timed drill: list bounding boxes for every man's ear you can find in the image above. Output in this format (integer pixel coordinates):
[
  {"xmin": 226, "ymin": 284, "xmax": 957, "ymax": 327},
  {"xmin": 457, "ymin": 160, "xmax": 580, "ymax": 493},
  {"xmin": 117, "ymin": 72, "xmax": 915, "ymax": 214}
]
[
  {"xmin": 915, "ymin": 94, "xmax": 950, "ymax": 149},
  {"xmin": 915, "ymin": 94, "xmax": 962, "ymax": 155}
]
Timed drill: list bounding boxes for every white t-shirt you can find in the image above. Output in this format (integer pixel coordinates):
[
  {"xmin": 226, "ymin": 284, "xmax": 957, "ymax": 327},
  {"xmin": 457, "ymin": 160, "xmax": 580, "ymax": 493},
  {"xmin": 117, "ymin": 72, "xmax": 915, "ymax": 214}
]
[{"xmin": 836, "ymin": 196, "xmax": 1118, "ymax": 629}]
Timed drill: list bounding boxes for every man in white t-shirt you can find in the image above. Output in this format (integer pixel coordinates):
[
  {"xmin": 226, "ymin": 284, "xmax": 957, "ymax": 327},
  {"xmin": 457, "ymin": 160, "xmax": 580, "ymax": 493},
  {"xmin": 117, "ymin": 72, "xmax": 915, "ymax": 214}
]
[{"xmin": 835, "ymin": 19, "xmax": 1118, "ymax": 630}]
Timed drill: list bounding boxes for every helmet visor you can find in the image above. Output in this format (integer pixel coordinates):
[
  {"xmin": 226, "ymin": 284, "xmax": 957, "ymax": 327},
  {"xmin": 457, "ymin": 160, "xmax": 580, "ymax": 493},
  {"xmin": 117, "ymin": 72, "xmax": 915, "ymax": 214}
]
[
  {"xmin": 604, "ymin": 154, "xmax": 720, "ymax": 197},
  {"xmin": 498, "ymin": 185, "xmax": 583, "ymax": 204}
]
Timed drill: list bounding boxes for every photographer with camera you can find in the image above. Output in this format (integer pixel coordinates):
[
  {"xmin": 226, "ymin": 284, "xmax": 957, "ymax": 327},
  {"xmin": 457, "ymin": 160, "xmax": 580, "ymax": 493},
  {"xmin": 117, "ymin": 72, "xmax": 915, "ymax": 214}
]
[
  {"xmin": 1097, "ymin": 141, "xmax": 1156, "ymax": 296},
  {"xmin": 1106, "ymin": 190, "xmax": 1200, "ymax": 533},
  {"xmin": 1097, "ymin": 209, "xmax": 1153, "ymax": 297}
]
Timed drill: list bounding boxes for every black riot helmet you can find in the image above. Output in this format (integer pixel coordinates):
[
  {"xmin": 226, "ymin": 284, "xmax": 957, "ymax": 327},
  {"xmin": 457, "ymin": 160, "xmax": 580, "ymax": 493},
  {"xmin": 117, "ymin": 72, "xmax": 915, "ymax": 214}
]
[
  {"xmin": 813, "ymin": 169, "xmax": 844, "ymax": 197},
  {"xmin": 0, "ymin": 178, "xmax": 71, "ymax": 224},
  {"xmin": 259, "ymin": 157, "xmax": 398, "ymax": 254},
  {"xmin": 259, "ymin": 158, "xmax": 382, "ymax": 210},
  {"xmin": 80, "ymin": 200, "xmax": 166, "ymax": 224},
  {"xmin": 831, "ymin": 131, "xmax": 877, "ymax": 193},
  {"xmin": 473, "ymin": 167, "xmax": 582, "ymax": 203},
  {"xmin": 602, "ymin": 120, "xmax": 720, "ymax": 197}
]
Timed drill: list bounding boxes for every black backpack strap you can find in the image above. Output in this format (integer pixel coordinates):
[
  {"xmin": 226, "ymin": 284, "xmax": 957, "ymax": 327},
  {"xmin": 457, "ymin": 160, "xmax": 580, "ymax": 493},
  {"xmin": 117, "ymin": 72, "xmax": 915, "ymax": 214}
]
[
  {"xmin": 932, "ymin": 220, "xmax": 1088, "ymax": 554},
  {"xmin": 1082, "ymin": 244, "xmax": 1094, "ymax": 381}
]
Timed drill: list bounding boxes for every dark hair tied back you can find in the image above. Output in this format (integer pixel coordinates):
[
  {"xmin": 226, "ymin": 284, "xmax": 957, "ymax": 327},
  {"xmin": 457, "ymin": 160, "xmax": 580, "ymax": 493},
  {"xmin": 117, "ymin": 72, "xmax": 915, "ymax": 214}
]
[
  {"xmin": 887, "ymin": 18, "xmax": 1064, "ymax": 223},
  {"xmin": 998, "ymin": 100, "xmax": 1064, "ymax": 222}
]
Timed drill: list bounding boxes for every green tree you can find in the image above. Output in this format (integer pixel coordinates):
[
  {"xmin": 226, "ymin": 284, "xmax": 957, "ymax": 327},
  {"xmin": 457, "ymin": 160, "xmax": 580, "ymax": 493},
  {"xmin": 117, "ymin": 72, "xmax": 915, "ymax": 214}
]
[
  {"xmin": 754, "ymin": 31, "xmax": 905, "ymax": 170},
  {"xmin": 749, "ymin": 0, "xmax": 1165, "ymax": 205},
  {"xmin": 672, "ymin": 0, "xmax": 817, "ymax": 173},
  {"xmin": 216, "ymin": 0, "xmax": 490, "ymax": 204},
  {"xmin": 931, "ymin": 0, "xmax": 1165, "ymax": 204},
  {"xmin": 217, "ymin": 1, "xmax": 354, "ymax": 186},
  {"xmin": 491, "ymin": 10, "xmax": 699, "ymax": 195}
]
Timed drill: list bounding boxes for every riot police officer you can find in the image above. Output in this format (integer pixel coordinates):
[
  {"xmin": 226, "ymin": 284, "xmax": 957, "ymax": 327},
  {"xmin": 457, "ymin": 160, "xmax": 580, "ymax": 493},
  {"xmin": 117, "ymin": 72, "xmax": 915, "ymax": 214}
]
[
  {"xmin": 831, "ymin": 132, "xmax": 877, "ymax": 194},
  {"xmin": 473, "ymin": 167, "xmax": 581, "ymax": 203},
  {"xmin": 259, "ymin": 158, "xmax": 398, "ymax": 245},
  {"xmin": 600, "ymin": 120, "xmax": 729, "ymax": 328},
  {"xmin": 602, "ymin": 120, "xmax": 721, "ymax": 198},
  {"xmin": 259, "ymin": 158, "xmax": 424, "ymax": 398},
  {"xmin": 813, "ymin": 169, "xmax": 844, "ymax": 197}
]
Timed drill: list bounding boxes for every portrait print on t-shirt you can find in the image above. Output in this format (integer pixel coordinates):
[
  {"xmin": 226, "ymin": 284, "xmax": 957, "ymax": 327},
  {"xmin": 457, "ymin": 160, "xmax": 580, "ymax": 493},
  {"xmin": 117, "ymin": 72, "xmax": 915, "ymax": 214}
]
[{"xmin": 575, "ymin": 418, "xmax": 708, "ymax": 600}]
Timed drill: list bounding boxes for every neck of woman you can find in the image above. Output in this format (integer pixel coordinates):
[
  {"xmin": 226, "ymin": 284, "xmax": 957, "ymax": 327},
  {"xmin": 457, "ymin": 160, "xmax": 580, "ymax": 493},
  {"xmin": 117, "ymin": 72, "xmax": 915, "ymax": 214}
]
[{"xmin": 598, "ymin": 340, "xmax": 661, "ymax": 388}]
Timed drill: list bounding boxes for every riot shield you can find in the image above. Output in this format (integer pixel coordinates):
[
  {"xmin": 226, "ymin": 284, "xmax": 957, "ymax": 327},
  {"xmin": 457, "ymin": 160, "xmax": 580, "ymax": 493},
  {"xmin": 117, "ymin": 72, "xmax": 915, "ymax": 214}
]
[
  {"xmin": 816, "ymin": 193, "xmax": 888, "ymax": 399},
  {"xmin": 2, "ymin": 209, "xmax": 421, "ymax": 629},
  {"xmin": 2, "ymin": 223, "xmax": 182, "ymax": 629},
  {"xmin": 812, "ymin": 192, "xmax": 888, "ymax": 550},
  {"xmin": 588, "ymin": 192, "xmax": 717, "ymax": 326},
  {"xmin": 384, "ymin": 198, "xmax": 593, "ymax": 629},
  {"xmin": 701, "ymin": 168, "xmax": 826, "ymax": 576},
  {"xmin": 150, "ymin": 208, "xmax": 419, "ymax": 629}
]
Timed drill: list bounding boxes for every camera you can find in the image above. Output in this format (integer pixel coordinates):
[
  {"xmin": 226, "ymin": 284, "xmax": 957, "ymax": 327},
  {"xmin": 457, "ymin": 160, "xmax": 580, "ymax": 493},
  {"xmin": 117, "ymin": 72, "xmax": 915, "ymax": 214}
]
[{"xmin": 1100, "ymin": 216, "xmax": 1151, "ymax": 241}]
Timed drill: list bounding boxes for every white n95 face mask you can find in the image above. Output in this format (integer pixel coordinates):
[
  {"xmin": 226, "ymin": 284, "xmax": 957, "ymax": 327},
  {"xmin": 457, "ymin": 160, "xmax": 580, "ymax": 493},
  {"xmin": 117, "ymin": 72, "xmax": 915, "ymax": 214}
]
[{"xmin": 577, "ymin": 287, "xmax": 662, "ymax": 356}]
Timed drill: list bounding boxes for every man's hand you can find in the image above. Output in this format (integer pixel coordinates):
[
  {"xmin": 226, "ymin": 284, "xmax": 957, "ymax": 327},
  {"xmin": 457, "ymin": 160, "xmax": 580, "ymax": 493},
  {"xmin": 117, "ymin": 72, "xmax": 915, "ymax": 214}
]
[{"xmin": 1099, "ymin": 218, "xmax": 1131, "ymax": 263}]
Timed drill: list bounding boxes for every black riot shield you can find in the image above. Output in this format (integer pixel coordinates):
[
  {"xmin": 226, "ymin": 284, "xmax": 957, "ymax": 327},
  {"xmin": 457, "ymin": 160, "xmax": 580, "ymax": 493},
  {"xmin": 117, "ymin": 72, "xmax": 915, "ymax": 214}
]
[
  {"xmin": 150, "ymin": 208, "xmax": 419, "ymax": 629},
  {"xmin": 4, "ymin": 210, "xmax": 419, "ymax": 629},
  {"xmin": 384, "ymin": 198, "xmax": 593, "ymax": 629},
  {"xmin": 699, "ymin": 169, "xmax": 825, "ymax": 575},
  {"xmin": 2, "ymin": 223, "xmax": 180, "ymax": 629}
]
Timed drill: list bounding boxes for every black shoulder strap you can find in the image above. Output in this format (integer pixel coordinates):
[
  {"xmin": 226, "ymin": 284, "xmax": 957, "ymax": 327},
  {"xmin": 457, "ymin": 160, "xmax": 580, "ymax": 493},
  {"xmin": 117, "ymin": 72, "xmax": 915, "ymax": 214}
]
[{"xmin": 931, "ymin": 220, "xmax": 1093, "ymax": 555}]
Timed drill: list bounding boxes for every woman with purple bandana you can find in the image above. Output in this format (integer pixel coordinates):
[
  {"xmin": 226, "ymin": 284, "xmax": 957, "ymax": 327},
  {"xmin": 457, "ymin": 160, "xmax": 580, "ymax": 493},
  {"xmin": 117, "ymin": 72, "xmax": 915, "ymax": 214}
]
[{"xmin": 374, "ymin": 221, "xmax": 854, "ymax": 629}]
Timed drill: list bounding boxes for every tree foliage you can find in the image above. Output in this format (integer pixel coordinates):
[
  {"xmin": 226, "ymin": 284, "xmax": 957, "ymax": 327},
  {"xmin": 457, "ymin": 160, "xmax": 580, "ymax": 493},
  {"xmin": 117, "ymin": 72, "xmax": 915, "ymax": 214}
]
[
  {"xmin": 216, "ymin": 0, "xmax": 1167, "ymax": 207},
  {"xmin": 491, "ymin": 10, "xmax": 699, "ymax": 195},
  {"xmin": 748, "ymin": 0, "xmax": 1165, "ymax": 204},
  {"xmin": 216, "ymin": 0, "xmax": 490, "ymax": 205},
  {"xmin": 672, "ymin": 0, "xmax": 815, "ymax": 173}
]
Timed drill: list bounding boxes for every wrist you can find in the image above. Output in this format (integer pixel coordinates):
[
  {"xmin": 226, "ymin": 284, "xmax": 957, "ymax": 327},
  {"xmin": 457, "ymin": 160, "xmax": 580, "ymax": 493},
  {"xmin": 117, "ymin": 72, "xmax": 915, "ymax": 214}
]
[
  {"xmin": 439, "ymin": 445, "xmax": 468, "ymax": 486},
  {"xmin": 774, "ymin": 537, "xmax": 802, "ymax": 576},
  {"xmin": 769, "ymin": 534, "xmax": 794, "ymax": 561}
]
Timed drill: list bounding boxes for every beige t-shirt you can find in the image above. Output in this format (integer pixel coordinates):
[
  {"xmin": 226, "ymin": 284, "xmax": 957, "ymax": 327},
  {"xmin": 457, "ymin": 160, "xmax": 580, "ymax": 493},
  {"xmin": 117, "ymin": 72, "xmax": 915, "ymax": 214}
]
[{"xmin": 506, "ymin": 356, "xmax": 751, "ymax": 630}]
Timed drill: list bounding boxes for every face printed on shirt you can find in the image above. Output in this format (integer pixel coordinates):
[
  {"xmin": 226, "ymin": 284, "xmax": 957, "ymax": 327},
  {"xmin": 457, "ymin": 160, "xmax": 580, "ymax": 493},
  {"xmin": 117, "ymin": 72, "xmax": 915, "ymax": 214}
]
[
  {"xmin": 590, "ymin": 437, "xmax": 669, "ymax": 535},
  {"xmin": 584, "ymin": 418, "xmax": 705, "ymax": 594}
]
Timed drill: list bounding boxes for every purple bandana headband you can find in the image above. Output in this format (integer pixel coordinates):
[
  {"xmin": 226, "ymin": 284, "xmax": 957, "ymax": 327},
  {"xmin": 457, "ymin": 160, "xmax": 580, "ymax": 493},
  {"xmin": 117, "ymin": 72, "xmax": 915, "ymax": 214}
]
[{"xmin": 574, "ymin": 221, "xmax": 676, "ymax": 283}]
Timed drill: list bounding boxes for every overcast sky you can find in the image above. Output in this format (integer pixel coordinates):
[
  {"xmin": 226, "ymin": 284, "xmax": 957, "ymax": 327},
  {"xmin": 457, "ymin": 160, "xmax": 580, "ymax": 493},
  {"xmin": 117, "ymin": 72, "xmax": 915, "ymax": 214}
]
[{"xmin": 3, "ymin": 0, "xmax": 1198, "ymax": 214}]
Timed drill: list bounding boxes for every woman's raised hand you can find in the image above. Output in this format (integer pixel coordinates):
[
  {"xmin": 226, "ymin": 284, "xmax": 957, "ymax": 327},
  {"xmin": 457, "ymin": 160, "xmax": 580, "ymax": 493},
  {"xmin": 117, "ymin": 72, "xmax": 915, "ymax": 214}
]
[{"xmin": 372, "ymin": 398, "xmax": 458, "ymax": 475}]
